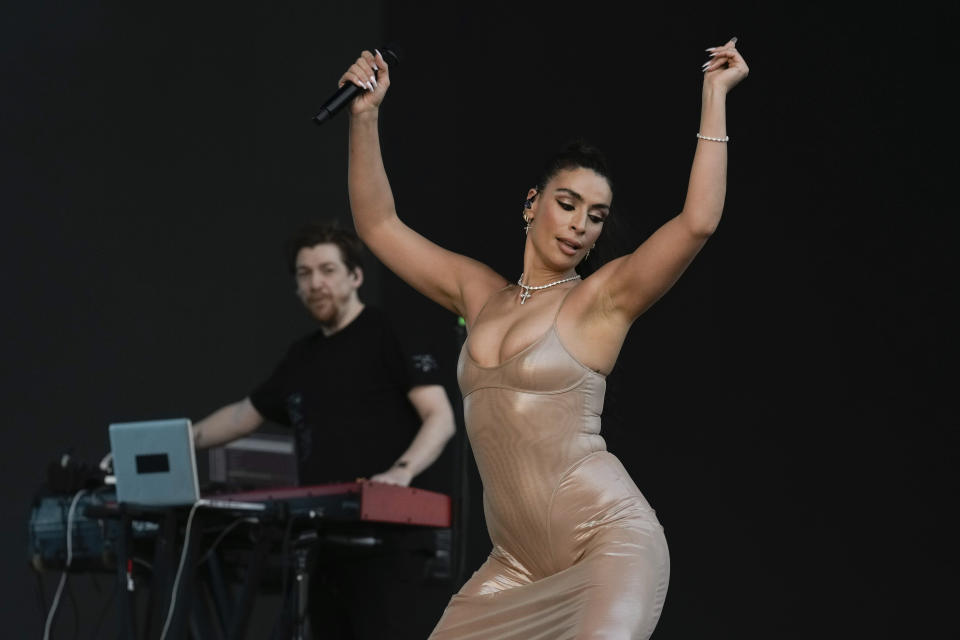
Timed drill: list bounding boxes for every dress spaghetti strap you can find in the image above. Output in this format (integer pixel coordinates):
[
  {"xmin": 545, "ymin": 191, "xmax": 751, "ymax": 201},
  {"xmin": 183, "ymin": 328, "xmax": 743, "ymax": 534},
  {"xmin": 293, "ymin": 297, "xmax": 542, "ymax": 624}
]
[
  {"xmin": 551, "ymin": 280, "xmax": 582, "ymax": 329},
  {"xmin": 469, "ymin": 282, "xmax": 515, "ymax": 330}
]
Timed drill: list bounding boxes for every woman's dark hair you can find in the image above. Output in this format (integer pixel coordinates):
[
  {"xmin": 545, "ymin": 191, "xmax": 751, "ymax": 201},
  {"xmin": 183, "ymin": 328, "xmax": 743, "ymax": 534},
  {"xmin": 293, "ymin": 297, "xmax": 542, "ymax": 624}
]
[
  {"xmin": 533, "ymin": 139, "xmax": 613, "ymax": 195},
  {"xmin": 532, "ymin": 139, "xmax": 627, "ymax": 275},
  {"xmin": 284, "ymin": 220, "xmax": 366, "ymax": 275}
]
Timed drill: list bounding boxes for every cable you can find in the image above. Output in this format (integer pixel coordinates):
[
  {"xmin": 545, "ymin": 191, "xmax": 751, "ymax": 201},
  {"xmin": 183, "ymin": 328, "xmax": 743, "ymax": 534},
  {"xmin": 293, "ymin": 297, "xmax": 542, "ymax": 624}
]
[
  {"xmin": 197, "ymin": 516, "xmax": 259, "ymax": 565},
  {"xmin": 65, "ymin": 579, "xmax": 80, "ymax": 640},
  {"xmin": 158, "ymin": 501, "xmax": 201, "ymax": 640},
  {"xmin": 270, "ymin": 512, "xmax": 301, "ymax": 639},
  {"xmin": 34, "ymin": 571, "xmax": 47, "ymax": 630},
  {"xmin": 86, "ymin": 585, "xmax": 116, "ymax": 640},
  {"xmin": 278, "ymin": 514, "xmax": 297, "ymax": 600},
  {"xmin": 43, "ymin": 488, "xmax": 87, "ymax": 640},
  {"xmin": 159, "ymin": 503, "xmax": 267, "ymax": 639},
  {"xmin": 277, "ymin": 515, "xmax": 298, "ymax": 625}
]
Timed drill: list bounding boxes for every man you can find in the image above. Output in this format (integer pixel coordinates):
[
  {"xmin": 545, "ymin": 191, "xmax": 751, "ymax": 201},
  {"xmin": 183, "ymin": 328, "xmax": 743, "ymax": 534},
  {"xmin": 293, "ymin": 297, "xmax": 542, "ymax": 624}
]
[
  {"xmin": 192, "ymin": 221, "xmax": 455, "ymax": 486},
  {"xmin": 192, "ymin": 220, "xmax": 456, "ymax": 639}
]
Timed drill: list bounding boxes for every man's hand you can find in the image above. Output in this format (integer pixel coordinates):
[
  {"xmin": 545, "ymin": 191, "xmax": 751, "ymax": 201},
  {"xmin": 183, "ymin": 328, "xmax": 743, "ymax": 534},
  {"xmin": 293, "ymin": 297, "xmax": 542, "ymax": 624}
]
[
  {"xmin": 368, "ymin": 385, "xmax": 455, "ymax": 487},
  {"xmin": 369, "ymin": 465, "xmax": 414, "ymax": 487}
]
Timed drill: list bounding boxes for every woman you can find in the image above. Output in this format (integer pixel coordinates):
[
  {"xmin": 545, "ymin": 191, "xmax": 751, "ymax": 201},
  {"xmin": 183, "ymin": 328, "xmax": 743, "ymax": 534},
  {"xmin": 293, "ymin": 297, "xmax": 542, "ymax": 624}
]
[{"xmin": 340, "ymin": 38, "xmax": 748, "ymax": 639}]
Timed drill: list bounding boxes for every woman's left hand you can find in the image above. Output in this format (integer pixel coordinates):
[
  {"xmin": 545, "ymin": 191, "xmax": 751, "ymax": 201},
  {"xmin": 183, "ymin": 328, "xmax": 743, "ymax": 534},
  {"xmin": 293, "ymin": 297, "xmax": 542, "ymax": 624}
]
[{"xmin": 703, "ymin": 37, "xmax": 749, "ymax": 94}]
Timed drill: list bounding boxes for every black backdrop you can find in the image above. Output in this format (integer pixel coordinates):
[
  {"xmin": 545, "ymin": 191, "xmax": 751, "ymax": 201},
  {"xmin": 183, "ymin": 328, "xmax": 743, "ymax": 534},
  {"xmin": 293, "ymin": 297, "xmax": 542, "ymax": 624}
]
[{"xmin": 3, "ymin": 1, "xmax": 955, "ymax": 638}]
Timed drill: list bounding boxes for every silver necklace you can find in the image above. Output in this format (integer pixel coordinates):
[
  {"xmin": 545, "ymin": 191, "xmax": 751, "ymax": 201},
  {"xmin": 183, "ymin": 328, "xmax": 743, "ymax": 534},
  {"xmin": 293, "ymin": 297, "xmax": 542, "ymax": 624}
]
[{"xmin": 516, "ymin": 273, "xmax": 581, "ymax": 304}]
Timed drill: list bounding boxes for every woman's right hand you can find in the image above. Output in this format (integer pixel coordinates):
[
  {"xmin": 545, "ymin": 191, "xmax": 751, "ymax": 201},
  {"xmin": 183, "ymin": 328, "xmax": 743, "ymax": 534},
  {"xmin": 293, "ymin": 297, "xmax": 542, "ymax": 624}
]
[{"xmin": 338, "ymin": 49, "xmax": 390, "ymax": 117}]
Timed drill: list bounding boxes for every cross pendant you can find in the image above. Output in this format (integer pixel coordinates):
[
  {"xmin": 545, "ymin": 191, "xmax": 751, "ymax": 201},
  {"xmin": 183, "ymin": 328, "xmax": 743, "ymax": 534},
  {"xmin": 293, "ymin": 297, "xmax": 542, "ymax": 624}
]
[{"xmin": 519, "ymin": 289, "xmax": 531, "ymax": 304}]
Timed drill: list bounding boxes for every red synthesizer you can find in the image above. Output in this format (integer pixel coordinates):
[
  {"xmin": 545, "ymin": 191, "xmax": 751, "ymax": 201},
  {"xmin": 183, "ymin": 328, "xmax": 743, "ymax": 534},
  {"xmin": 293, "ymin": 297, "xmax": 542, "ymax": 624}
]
[{"xmin": 210, "ymin": 481, "xmax": 452, "ymax": 528}]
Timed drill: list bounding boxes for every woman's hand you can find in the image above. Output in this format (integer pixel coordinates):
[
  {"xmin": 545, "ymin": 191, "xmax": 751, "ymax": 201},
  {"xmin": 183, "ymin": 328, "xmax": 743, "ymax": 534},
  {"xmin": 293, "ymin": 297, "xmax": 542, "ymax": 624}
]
[
  {"xmin": 337, "ymin": 49, "xmax": 391, "ymax": 117},
  {"xmin": 702, "ymin": 37, "xmax": 749, "ymax": 94}
]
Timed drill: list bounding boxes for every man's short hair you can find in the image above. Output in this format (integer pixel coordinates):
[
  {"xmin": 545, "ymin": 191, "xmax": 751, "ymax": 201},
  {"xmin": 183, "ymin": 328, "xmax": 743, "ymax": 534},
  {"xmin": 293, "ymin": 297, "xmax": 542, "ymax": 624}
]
[{"xmin": 284, "ymin": 220, "xmax": 366, "ymax": 275}]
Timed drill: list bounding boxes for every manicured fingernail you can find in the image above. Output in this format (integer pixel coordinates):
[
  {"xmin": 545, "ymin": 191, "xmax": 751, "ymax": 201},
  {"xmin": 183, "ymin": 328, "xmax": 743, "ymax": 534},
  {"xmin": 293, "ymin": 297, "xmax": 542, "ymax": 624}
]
[
  {"xmin": 701, "ymin": 61, "xmax": 710, "ymax": 68},
  {"xmin": 372, "ymin": 63, "xmax": 380, "ymax": 71},
  {"xmin": 731, "ymin": 37, "xmax": 738, "ymax": 44},
  {"xmin": 375, "ymin": 49, "xmax": 382, "ymax": 59},
  {"xmin": 365, "ymin": 81, "xmax": 373, "ymax": 91},
  {"xmin": 706, "ymin": 47, "xmax": 715, "ymax": 51},
  {"xmin": 370, "ymin": 75, "xmax": 377, "ymax": 87}
]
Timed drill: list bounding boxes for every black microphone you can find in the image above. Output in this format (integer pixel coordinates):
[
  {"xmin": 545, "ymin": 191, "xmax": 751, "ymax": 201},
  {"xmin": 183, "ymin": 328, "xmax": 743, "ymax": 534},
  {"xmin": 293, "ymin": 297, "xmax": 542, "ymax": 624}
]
[{"xmin": 312, "ymin": 46, "xmax": 401, "ymax": 126}]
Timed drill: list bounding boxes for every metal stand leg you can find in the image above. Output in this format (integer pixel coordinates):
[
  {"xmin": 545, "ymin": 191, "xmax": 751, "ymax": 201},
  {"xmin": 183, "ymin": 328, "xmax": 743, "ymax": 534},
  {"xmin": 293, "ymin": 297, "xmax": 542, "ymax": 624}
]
[
  {"xmin": 292, "ymin": 546, "xmax": 312, "ymax": 640},
  {"xmin": 116, "ymin": 510, "xmax": 138, "ymax": 639}
]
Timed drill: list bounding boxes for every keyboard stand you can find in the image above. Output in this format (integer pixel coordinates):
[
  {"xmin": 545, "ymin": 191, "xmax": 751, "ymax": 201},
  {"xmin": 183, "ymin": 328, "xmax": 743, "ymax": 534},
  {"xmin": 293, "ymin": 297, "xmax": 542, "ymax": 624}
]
[{"xmin": 89, "ymin": 501, "xmax": 274, "ymax": 640}]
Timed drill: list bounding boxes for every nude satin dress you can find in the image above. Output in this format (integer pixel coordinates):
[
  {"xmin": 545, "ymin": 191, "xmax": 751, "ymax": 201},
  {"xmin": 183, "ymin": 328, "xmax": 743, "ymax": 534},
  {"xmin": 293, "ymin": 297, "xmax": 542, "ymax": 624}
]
[{"xmin": 429, "ymin": 287, "xmax": 670, "ymax": 639}]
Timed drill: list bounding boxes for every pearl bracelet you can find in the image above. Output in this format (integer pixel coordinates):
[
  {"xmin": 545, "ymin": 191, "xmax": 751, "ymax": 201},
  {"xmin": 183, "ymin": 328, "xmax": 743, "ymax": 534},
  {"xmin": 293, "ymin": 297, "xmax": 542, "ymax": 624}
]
[{"xmin": 696, "ymin": 133, "xmax": 729, "ymax": 142}]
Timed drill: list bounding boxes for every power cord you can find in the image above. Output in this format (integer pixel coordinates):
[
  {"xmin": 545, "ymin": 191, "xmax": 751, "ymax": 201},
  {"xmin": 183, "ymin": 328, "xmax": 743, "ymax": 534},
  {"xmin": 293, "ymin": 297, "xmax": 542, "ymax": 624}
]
[
  {"xmin": 158, "ymin": 503, "xmax": 261, "ymax": 640},
  {"xmin": 158, "ymin": 501, "xmax": 201, "ymax": 640},
  {"xmin": 42, "ymin": 488, "xmax": 87, "ymax": 640}
]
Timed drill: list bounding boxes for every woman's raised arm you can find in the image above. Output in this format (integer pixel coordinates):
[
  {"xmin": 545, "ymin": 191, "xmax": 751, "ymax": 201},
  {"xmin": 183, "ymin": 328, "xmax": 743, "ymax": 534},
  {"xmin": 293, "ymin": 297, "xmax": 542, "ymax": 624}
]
[
  {"xmin": 592, "ymin": 38, "xmax": 749, "ymax": 324},
  {"xmin": 342, "ymin": 50, "xmax": 507, "ymax": 321}
]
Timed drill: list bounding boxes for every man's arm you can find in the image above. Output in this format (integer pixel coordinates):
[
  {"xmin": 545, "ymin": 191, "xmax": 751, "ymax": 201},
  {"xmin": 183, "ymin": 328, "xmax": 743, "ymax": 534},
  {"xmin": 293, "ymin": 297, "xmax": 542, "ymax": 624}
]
[
  {"xmin": 192, "ymin": 397, "xmax": 264, "ymax": 449},
  {"xmin": 369, "ymin": 385, "xmax": 455, "ymax": 486}
]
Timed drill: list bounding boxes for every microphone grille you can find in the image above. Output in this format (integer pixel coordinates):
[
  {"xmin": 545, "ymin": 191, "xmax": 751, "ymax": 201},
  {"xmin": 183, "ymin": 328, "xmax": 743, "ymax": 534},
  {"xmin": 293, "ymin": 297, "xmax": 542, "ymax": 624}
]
[{"xmin": 378, "ymin": 43, "xmax": 402, "ymax": 68}]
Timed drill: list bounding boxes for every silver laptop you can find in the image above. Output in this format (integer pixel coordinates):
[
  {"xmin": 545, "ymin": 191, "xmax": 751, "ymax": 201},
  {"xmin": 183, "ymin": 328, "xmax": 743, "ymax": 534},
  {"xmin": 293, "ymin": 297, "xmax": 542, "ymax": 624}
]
[{"xmin": 109, "ymin": 418, "xmax": 265, "ymax": 511}]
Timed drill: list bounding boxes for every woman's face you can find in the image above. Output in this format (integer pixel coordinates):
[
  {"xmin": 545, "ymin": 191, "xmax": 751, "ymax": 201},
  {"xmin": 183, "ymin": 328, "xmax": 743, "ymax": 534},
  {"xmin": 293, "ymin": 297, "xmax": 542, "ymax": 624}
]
[{"xmin": 528, "ymin": 167, "xmax": 612, "ymax": 270}]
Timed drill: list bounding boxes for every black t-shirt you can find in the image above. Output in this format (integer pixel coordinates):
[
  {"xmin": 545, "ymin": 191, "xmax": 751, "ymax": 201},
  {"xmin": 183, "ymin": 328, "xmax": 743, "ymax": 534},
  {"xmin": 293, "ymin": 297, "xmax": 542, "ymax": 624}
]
[{"xmin": 249, "ymin": 306, "xmax": 444, "ymax": 486}]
